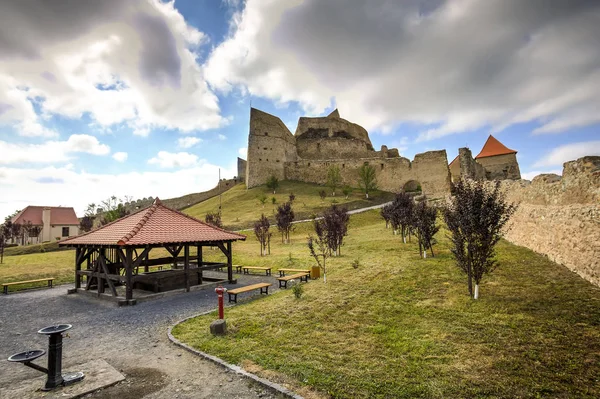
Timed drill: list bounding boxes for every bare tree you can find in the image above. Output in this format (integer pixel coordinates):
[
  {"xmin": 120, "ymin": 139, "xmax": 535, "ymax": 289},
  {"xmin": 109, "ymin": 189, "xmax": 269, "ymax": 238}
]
[
  {"xmin": 254, "ymin": 214, "xmax": 271, "ymax": 256},
  {"xmin": 444, "ymin": 180, "xmax": 517, "ymax": 299},
  {"xmin": 358, "ymin": 164, "xmax": 377, "ymax": 199},
  {"xmin": 276, "ymin": 202, "xmax": 295, "ymax": 243}
]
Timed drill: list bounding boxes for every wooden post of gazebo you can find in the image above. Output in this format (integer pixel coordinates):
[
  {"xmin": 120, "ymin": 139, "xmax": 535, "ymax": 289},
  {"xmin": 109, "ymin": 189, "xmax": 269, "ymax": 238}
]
[
  {"xmin": 197, "ymin": 244, "xmax": 203, "ymax": 284},
  {"xmin": 226, "ymin": 241, "xmax": 234, "ymax": 283},
  {"xmin": 184, "ymin": 245, "xmax": 190, "ymax": 292}
]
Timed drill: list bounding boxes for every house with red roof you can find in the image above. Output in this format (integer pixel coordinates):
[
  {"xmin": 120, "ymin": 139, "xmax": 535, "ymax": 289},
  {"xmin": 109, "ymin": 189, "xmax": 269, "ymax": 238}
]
[{"xmin": 11, "ymin": 206, "xmax": 79, "ymax": 245}]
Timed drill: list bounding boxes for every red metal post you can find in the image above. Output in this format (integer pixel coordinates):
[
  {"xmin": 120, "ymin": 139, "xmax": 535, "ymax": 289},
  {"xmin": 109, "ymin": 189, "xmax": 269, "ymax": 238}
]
[{"xmin": 215, "ymin": 285, "xmax": 226, "ymax": 319}]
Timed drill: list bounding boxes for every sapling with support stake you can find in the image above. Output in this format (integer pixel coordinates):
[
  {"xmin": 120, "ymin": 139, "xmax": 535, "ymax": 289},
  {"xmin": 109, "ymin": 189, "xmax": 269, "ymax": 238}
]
[{"xmin": 308, "ymin": 219, "xmax": 330, "ymax": 283}]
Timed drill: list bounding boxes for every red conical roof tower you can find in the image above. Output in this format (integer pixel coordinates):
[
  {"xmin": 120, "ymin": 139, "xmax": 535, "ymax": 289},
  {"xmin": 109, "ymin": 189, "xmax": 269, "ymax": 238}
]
[{"xmin": 475, "ymin": 135, "xmax": 517, "ymax": 159}]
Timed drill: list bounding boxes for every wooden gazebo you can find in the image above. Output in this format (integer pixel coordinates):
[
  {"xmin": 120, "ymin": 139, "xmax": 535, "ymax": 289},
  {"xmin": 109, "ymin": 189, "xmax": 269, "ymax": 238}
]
[{"xmin": 59, "ymin": 199, "xmax": 245, "ymax": 305}]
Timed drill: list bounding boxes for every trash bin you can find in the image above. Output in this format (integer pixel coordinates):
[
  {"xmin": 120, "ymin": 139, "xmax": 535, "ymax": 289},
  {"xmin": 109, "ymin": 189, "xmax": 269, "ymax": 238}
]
[{"xmin": 310, "ymin": 265, "xmax": 320, "ymax": 280}]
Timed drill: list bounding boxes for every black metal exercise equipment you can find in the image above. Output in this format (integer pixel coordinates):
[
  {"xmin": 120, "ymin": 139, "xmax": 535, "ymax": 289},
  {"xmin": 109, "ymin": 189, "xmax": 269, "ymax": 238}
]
[{"xmin": 8, "ymin": 324, "xmax": 84, "ymax": 391}]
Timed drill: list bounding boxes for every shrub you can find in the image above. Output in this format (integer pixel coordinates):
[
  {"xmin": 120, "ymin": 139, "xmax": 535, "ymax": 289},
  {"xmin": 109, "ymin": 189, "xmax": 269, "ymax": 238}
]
[
  {"xmin": 291, "ymin": 281, "xmax": 303, "ymax": 299},
  {"xmin": 319, "ymin": 190, "xmax": 327, "ymax": 201}
]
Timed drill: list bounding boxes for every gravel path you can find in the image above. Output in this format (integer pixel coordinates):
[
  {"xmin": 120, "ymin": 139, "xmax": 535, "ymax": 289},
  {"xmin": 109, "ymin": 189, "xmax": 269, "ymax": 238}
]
[{"xmin": 0, "ymin": 272, "xmax": 287, "ymax": 398}]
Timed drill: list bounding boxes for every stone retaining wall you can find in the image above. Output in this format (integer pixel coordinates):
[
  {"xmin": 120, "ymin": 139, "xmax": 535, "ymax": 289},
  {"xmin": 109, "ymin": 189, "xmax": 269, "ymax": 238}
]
[{"xmin": 499, "ymin": 156, "xmax": 600, "ymax": 286}]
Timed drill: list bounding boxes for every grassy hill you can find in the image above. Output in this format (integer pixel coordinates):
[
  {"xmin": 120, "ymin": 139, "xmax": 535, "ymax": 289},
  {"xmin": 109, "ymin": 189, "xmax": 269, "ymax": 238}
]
[
  {"xmin": 184, "ymin": 180, "xmax": 395, "ymax": 230},
  {"xmin": 173, "ymin": 210, "xmax": 600, "ymax": 399}
]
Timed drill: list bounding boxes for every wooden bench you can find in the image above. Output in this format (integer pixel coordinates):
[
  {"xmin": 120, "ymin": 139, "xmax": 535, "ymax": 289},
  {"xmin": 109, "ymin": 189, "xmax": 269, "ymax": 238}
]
[
  {"xmin": 278, "ymin": 268, "xmax": 310, "ymax": 277},
  {"xmin": 242, "ymin": 266, "xmax": 272, "ymax": 276},
  {"xmin": 227, "ymin": 283, "xmax": 272, "ymax": 303},
  {"xmin": 276, "ymin": 272, "xmax": 309, "ymax": 289},
  {"xmin": 2, "ymin": 278, "xmax": 55, "ymax": 295}
]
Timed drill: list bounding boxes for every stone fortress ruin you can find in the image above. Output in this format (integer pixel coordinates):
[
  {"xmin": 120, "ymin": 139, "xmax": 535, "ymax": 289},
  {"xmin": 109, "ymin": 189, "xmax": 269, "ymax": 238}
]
[
  {"xmin": 238, "ymin": 108, "xmax": 599, "ymax": 289},
  {"xmin": 240, "ymin": 107, "xmax": 521, "ymax": 200}
]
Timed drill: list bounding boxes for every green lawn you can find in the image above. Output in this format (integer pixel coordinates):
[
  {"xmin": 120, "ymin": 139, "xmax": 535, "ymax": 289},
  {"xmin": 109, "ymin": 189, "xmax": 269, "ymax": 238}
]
[
  {"xmin": 183, "ymin": 181, "xmax": 395, "ymax": 230},
  {"xmin": 0, "ymin": 249, "xmax": 75, "ymax": 288},
  {"xmin": 172, "ymin": 210, "xmax": 600, "ymax": 399}
]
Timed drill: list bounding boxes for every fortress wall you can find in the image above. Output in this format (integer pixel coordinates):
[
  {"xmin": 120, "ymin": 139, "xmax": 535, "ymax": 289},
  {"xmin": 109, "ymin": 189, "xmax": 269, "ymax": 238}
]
[
  {"xmin": 284, "ymin": 150, "xmax": 451, "ymax": 199},
  {"xmin": 477, "ymin": 153, "xmax": 521, "ymax": 180},
  {"xmin": 246, "ymin": 109, "xmax": 298, "ymax": 188},
  {"xmin": 499, "ymin": 156, "xmax": 600, "ymax": 287},
  {"xmin": 296, "ymin": 137, "xmax": 376, "ymax": 160}
]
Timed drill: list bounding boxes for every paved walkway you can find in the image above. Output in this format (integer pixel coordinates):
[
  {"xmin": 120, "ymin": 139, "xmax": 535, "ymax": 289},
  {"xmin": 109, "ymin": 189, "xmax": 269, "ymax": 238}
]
[{"xmin": 0, "ymin": 272, "xmax": 286, "ymax": 399}]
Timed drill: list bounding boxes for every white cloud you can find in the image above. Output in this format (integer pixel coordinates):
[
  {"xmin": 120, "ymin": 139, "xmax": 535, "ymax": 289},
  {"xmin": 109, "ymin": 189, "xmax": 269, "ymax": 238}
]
[
  {"xmin": 0, "ymin": 162, "xmax": 237, "ymax": 220},
  {"xmin": 238, "ymin": 147, "xmax": 247, "ymax": 158},
  {"xmin": 218, "ymin": 134, "xmax": 227, "ymax": 140},
  {"xmin": 521, "ymin": 169, "xmax": 562, "ymax": 181},
  {"xmin": 177, "ymin": 137, "xmax": 202, "ymax": 149},
  {"xmin": 148, "ymin": 151, "xmax": 199, "ymax": 168},
  {"xmin": 205, "ymin": 0, "xmax": 600, "ymax": 139},
  {"xmin": 112, "ymin": 152, "xmax": 128, "ymax": 162},
  {"xmin": 0, "ymin": 134, "xmax": 110, "ymax": 164},
  {"xmin": 533, "ymin": 140, "xmax": 600, "ymax": 167},
  {"xmin": 0, "ymin": 0, "xmax": 227, "ymax": 137}
]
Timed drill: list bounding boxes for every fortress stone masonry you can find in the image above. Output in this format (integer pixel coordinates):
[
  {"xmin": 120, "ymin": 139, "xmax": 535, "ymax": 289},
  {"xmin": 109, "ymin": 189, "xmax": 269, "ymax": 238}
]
[
  {"xmin": 241, "ymin": 108, "xmax": 521, "ymax": 199},
  {"xmin": 238, "ymin": 108, "xmax": 599, "ymax": 288}
]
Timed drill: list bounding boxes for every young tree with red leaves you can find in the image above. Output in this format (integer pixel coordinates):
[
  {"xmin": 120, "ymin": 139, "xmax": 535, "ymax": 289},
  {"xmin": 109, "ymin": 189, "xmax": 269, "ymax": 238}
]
[
  {"xmin": 254, "ymin": 214, "xmax": 271, "ymax": 256},
  {"xmin": 444, "ymin": 180, "xmax": 517, "ymax": 299},
  {"xmin": 413, "ymin": 201, "xmax": 439, "ymax": 258},
  {"xmin": 205, "ymin": 212, "xmax": 223, "ymax": 228},
  {"xmin": 276, "ymin": 202, "xmax": 295, "ymax": 243},
  {"xmin": 322, "ymin": 205, "xmax": 350, "ymax": 256}
]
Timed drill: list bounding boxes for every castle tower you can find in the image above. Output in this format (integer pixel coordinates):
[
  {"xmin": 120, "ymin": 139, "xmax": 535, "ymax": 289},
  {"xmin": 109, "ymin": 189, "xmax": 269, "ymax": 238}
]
[
  {"xmin": 475, "ymin": 135, "xmax": 521, "ymax": 180},
  {"xmin": 245, "ymin": 108, "xmax": 298, "ymax": 188}
]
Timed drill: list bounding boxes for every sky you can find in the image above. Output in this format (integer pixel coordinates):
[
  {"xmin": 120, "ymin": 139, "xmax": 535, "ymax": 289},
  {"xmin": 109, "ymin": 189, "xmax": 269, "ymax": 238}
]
[{"xmin": 1, "ymin": 0, "xmax": 599, "ymax": 220}]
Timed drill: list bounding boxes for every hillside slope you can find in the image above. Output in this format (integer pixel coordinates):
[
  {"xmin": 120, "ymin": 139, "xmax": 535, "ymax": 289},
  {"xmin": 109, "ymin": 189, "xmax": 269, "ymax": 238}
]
[
  {"xmin": 184, "ymin": 180, "xmax": 395, "ymax": 230},
  {"xmin": 174, "ymin": 210, "xmax": 600, "ymax": 399}
]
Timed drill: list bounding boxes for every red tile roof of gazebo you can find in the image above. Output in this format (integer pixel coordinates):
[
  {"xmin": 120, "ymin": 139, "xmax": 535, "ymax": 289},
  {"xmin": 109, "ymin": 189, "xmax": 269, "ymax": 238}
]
[
  {"xmin": 59, "ymin": 199, "xmax": 245, "ymax": 246},
  {"xmin": 475, "ymin": 135, "xmax": 517, "ymax": 159}
]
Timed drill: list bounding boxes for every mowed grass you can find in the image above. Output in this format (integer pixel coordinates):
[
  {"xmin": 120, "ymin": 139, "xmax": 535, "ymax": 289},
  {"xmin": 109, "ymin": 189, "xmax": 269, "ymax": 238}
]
[
  {"xmin": 173, "ymin": 210, "xmax": 600, "ymax": 399},
  {"xmin": 184, "ymin": 181, "xmax": 395, "ymax": 230},
  {"xmin": 0, "ymin": 249, "xmax": 75, "ymax": 288}
]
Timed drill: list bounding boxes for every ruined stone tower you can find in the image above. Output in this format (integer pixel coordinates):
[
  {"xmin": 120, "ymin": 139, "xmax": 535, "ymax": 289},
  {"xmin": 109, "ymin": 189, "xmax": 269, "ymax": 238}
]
[
  {"xmin": 245, "ymin": 108, "xmax": 298, "ymax": 188},
  {"xmin": 245, "ymin": 108, "xmax": 452, "ymax": 199}
]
